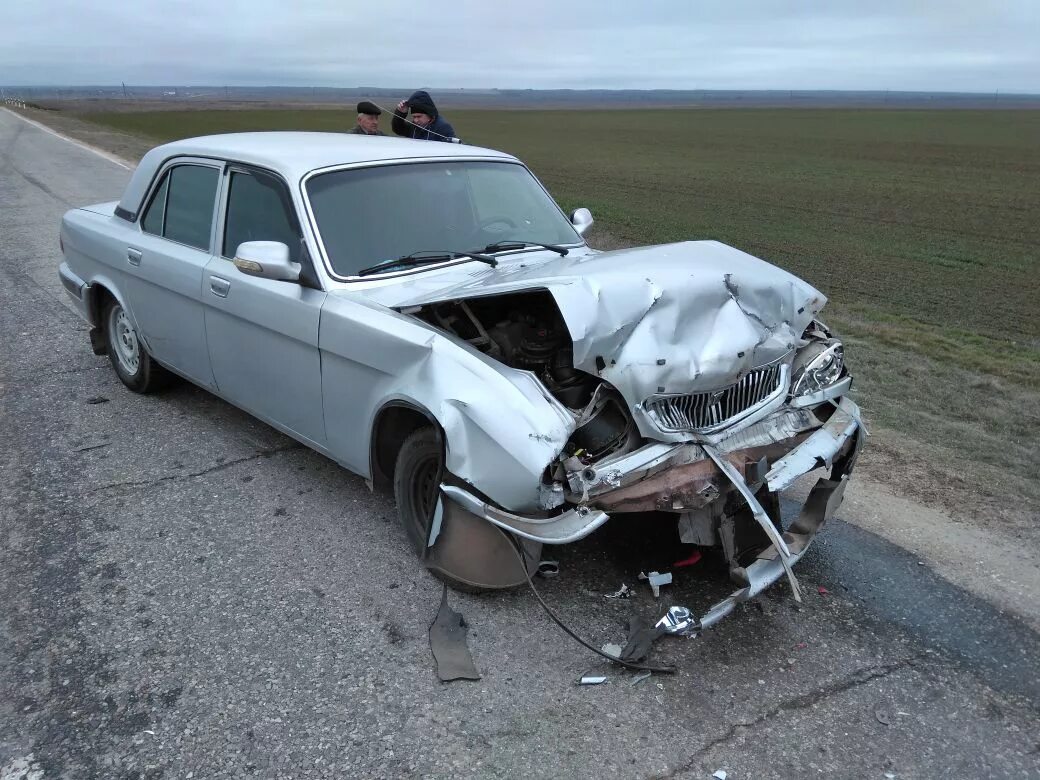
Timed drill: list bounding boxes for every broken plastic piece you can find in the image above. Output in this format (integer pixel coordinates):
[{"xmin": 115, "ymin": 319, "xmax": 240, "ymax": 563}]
[
  {"xmin": 817, "ymin": 585, "xmax": 829, "ymax": 595},
  {"xmin": 600, "ymin": 642, "xmax": 623, "ymax": 659},
  {"xmin": 638, "ymin": 570, "xmax": 673, "ymax": 598},
  {"xmin": 655, "ymin": 606, "xmax": 698, "ymax": 636},
  {"xmin": 536, "ymin": 560, "xmax": 560, "ymax": 578},
  {"xmin": 428, "ymin": 586, "xmax": 481, "ymax": 682},
  {"xmin": 579, "ymin": 675, "xmax": 607, "ymax": 685},
  {"xmin": 604, "ymin": 583, "xmax": 633, "ymax": 600},
  {"xmin": 630, "ymin": 670, "xmax": 652, "ymax": 686},
  {"xmin": 713, "ymin": 770, "xmax": 728, "ymax": 780},
  {"xmin": 673, "ymin": 550, "xmax": 702, "ymax": 568},
  {"xmin": 620, "ymin": 616, "xmax": 667, "ymax": 663}
]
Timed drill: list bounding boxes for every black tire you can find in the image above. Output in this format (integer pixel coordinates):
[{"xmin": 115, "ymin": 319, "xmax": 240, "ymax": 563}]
[
  {"xmin": 393, "ymin": 427, "xmax": 442, "ymax": 556},
  {"xmin": 103, "ymin": 299, "xmax": 172, "ymax": 393}
]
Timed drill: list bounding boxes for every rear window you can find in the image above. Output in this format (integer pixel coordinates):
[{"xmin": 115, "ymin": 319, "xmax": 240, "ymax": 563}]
[{"xmin": 141, "ymin": 164, "xmax": 220, "ymax": 251}]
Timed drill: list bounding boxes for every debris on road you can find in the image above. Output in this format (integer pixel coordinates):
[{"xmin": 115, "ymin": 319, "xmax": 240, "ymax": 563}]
[
  {"xmin": 620, "ymin": 616, "xmax": 667, "ymax": 663},
  {"xmin": 794, "ymin": 642, "xmax": 808, "ymax": 650},
  {"xmin": 875, "ymin": 708, "xmax": 892, "ymax": 726},
  {"xmin": 604, "ymin": 583, "xmax": 633, "ymax": 600},
  {"xmin": 428, "ymin": 586, "xmax": 481, "ymax": 682},
  {"xmin": 85, "ymin": 396, "xmax": 109, "ymax": 404},
  {"xmin": 630, "ymin": 670, "xmax": 652, "ymax": 686},
  {"xmin": 818, "ymin": 585, "xmax": 830, "ymax": 595},
  {"xmin": 601, "ymin": 642, "xmax": 623, "ymax": 658},
  {"xmin": 536, "ymin": 560, "xmax": 560, "ymax": 578},
  {"xmin": 655, "ymin": 606, "xmax": 698, "ymax": 636},
  {"xmin": 673, "ymin": 550, "xmax": 702, "ymax": 568},
  {"xmin": 713, "ymin": 770, "xmax": 728, "ymax": 780},
  {"xmin": 579, "ymin": 675, "xmax": 607, "ymax": 685},
  {"xmin": 639, "ymin": 570, "xmax": 673, "ymax": 598}
]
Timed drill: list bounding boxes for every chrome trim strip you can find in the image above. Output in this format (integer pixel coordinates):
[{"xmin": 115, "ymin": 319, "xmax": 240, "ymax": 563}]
[{"xmin": 440, "ymin": 484, "xmax": 610, "ymax": 544}]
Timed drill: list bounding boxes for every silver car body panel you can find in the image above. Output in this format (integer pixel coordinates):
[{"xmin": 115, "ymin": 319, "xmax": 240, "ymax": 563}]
[{"xmin": 62, "ymin": 131, "xmax": 859, "ymax": 548}]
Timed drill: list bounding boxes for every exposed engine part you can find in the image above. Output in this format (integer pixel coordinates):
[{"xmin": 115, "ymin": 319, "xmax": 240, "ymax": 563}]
[
  {"xmin": 568, "ymin": 393, "xmax": 630, "ymax": 459},
  {"xmin": 416, "ymin": 291, "xmax": 603, "ymax": 412}
]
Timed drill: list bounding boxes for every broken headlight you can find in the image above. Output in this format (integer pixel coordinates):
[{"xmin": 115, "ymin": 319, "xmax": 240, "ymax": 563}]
[{"xmin": 792, "ymin": 340, "xmax": 844, "ymax": 396}]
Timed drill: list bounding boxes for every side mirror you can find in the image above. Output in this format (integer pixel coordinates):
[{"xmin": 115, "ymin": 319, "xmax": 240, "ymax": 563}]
[
  {"xmin": 570, "ymin": 207, "xmax": 594, "ymax": 236},
  {"xmin": 232, "ymin": 241, "xmax": 301, "ymax": 282}
]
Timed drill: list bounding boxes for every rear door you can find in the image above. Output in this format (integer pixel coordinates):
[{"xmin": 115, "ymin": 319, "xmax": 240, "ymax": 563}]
[
  {"xmin": 125, "ymin": 159, "xmax": 220, "ymax": 387},
  {"xmin": 202, "ymin": 165, "xmax": 327, "ymax": 446}
]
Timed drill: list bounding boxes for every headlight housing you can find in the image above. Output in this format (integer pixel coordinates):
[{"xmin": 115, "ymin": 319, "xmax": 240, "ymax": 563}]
[{"xmin": 792, "ymin": 340, "xmax": 844, "ymax": 396}]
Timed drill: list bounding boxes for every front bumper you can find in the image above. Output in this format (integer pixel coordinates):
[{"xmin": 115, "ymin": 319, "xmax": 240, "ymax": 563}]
[{"xmin": 442, "ymin": 396, "xmax": 863, "ymax": 547}]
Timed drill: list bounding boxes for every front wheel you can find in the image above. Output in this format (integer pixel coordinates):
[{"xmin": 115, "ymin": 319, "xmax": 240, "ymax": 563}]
[
  {"xmin": 103, "ymin": 300, "xmax": 172, "ymax": 393},
  {"xmin": 392, "ymin": 427, "xmax": 540, "ymax": 590}
]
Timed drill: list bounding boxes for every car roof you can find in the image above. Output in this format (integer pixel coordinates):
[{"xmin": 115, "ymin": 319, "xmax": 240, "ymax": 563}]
[{"xmin": 116, "ymin": 131, "xmax": 517, "ymax": 218}]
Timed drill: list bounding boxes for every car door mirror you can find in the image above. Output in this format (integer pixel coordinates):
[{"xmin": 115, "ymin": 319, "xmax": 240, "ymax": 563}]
[
  {"xmin": 232, "ymin": 241, "xmax": 301, "ymax": 282},
  {"xmin": 570, "ymin": 207, "xmax": 594, "ymax": 236}
]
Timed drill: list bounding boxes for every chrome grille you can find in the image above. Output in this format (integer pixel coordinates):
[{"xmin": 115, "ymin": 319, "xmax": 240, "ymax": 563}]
[{"xmin": 645, "ymin": 361, "xmax": 787, "ymax": 433}]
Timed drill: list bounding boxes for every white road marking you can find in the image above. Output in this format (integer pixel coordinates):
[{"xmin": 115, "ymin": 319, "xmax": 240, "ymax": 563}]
[{"xmin": 1, "ymin": 106, "xmax": 133, "ymax": 170}]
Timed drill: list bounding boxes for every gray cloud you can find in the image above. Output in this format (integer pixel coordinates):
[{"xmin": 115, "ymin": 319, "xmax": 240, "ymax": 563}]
[{"xmin": 1, "ymin": 0, "xmax": 1037, "ymax": 91}]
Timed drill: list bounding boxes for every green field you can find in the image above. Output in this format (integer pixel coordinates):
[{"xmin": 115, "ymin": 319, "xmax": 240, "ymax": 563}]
[{"xmin": 80, "ymin": 107, "xmax": 1040, "ymax": 507}]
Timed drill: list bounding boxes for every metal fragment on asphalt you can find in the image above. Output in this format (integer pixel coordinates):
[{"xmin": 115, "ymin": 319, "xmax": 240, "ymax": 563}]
[
  {"xmin": 655, "ymin": 606, "xmax": 698, "ymax": 636},
  {"xmin": 605, "ymin": 583, "xmax": 632, "ymax": 599},
  {"xmin": 428, "ymin": 585, "xmax": 481, "ymax": 682},
  {"xmin": 630, "ymin": 670, "xmax": 652, "ymax": 686}
]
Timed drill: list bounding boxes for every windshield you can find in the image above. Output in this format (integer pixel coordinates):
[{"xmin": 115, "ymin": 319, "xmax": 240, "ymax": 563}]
[{"xmin": 305, "ymin": 160, "xmax": 582, "ymax": 277}]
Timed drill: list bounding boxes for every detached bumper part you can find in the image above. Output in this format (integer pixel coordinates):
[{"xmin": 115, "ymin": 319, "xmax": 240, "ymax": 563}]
[
  {"xmin": 439, "ymin": 484, "xmax": 609, "ymax": 544},
  {"xmin": 697, "ymin": 399, "xmax": 864, "ymax": 630}
]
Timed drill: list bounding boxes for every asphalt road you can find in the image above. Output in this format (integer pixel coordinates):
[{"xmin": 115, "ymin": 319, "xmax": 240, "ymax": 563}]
[{"xmin": 1, "ymin": 108, "xmax": 1038, "ymax": 780}]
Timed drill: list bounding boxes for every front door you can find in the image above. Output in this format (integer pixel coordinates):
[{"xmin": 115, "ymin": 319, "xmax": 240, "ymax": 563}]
[{"xmin": 202, "ymin": 166, "xmax": 327, "ymax": 447}]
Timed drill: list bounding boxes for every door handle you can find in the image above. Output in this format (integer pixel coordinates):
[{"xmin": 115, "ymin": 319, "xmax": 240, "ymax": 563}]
[
  {"xmin": 209, "ymin": 276, "xmax": 231, "ymax": 298},
  {"xmin": 127, "ymin": 248, "xmax": 142, "ymax": 266}
]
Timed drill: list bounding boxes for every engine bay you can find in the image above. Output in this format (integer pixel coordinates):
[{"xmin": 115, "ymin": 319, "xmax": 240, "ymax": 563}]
[{"xmin": 412, "ymin": 291, "xmax": 639, "ymax": 464}]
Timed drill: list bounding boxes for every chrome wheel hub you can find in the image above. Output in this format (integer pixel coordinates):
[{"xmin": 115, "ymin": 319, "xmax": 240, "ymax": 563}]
[{"xmin": 110, "ymin": 306, "xmax": 140, "ymax": 375}]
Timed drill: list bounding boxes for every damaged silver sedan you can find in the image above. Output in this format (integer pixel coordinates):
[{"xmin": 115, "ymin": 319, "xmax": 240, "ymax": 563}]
[{"xmin": 58, "ymin": 132, "xmax": 863, "ymax": 626}]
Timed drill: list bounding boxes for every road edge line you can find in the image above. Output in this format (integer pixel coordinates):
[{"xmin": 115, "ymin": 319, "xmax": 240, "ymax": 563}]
[{"xmin": 1, "ymin": 106, "xmax": 134, "ymax": 171}]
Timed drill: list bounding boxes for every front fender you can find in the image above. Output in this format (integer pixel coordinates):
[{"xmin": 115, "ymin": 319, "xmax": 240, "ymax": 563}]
[{"xmin": 320, "ymin": 294, "xmax": 575, "ymax": 511}]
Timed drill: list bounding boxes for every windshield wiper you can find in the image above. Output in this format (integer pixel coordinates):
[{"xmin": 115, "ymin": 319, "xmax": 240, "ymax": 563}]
[
  {"xmin": 481, "ymin": 240, "xmax": 569, "ymax": 257},
  {"xmin": 357, "ymin": 250, "xmax": 497, "ymax": 277}
]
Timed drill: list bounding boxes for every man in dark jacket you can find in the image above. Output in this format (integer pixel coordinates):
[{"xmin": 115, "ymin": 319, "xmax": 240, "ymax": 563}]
[{"xmin": 392, "ymin": 90, "xmax": 457, "ymax": 142}]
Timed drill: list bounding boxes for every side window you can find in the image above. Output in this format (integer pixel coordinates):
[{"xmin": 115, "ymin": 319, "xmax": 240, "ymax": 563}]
[
  {"xmin": 141, "ymin": 172, "xmax": 169, "ymax": 236},
  {"xmin": 139, "ymin": 164, "xmax": 219, "ymax": 251},
  {"xmin": 164, "ymin": 166, "xmax": 219, "ymax": 250},
  {"xmin": 222, "ymin": 170, "xmax": 301, "ymax": 262}
]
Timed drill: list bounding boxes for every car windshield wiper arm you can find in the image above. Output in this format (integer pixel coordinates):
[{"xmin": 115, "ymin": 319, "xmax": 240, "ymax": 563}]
[
  {"xmin": 357, "ymin": 250, "xmax": 497, "ymax": 277},
  {"xmin": 481, "ymin": 240, "xmax": 569, "ymax": 257}
]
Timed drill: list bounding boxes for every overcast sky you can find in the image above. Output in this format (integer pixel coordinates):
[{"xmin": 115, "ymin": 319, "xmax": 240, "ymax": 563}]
[{"xmin": 2, "ymin": 0, "xmax": 1038, "ymax": 92}]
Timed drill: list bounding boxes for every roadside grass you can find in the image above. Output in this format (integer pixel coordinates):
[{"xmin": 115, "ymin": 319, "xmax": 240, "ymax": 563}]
[{"xmin": 72, "ymin": 106, "xmax": 1040, "ymax": 512}]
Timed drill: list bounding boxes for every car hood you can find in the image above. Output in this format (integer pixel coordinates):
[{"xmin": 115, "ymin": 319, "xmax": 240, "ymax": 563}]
[{"xmin": 357, "ymin": 240, "xmax": 825, "ymax": 403}]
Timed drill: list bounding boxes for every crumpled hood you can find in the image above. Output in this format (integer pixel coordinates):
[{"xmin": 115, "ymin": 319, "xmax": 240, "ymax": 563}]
[{"xmin": 360, "ymin": 240, "xmax": 825, "ymax": 404}]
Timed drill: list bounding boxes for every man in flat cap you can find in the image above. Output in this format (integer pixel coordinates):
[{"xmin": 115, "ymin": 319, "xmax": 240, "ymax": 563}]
[{"xmin": 348, "ymin": 101, "xmax": 386, "ymax": 135}]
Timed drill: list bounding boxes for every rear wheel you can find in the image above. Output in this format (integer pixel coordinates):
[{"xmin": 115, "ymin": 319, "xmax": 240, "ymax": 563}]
[{"xmin": 103, "ymin": 300, "xmax": 172, "ymax": 393}]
